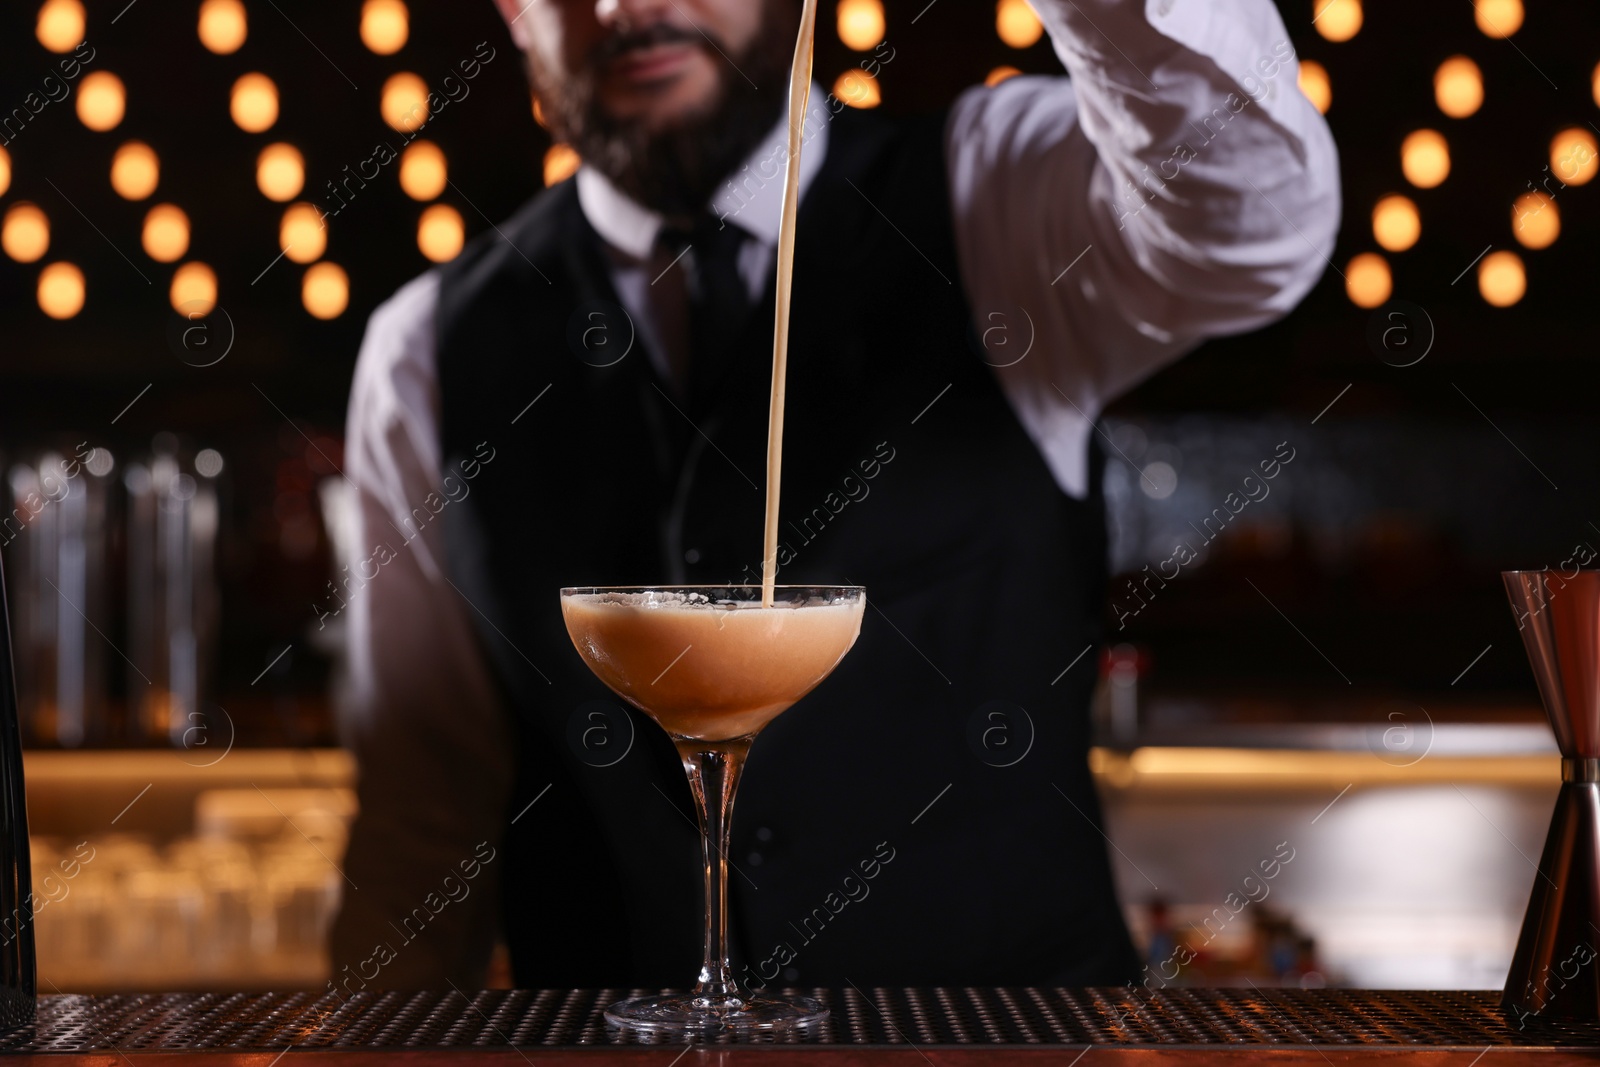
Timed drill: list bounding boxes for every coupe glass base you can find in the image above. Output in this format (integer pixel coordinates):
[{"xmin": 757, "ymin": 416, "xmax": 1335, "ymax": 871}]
[{"xmin": 603, "ymin": 992, "xmax": 828, "ymax": 1033}]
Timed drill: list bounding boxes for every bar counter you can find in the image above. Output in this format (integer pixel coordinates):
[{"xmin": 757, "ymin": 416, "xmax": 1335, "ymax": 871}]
[{"xmin": 4, "ymin": 988, "xmax": 1599, "ymax": 1064}]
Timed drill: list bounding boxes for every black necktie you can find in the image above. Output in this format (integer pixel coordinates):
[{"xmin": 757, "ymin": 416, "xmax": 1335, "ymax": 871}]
[{"xmin": 656, "ymin": 214, "xmax": 754, "ymax": 399}]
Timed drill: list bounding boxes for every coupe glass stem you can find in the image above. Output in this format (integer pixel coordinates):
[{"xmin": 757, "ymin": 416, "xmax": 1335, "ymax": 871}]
[{"xmin": 676, "ymin": 738, "xmax": 751, "ymax": 1006}]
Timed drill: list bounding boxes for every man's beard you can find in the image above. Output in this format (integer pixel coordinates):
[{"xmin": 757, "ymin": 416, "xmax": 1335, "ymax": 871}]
[{"xmin": 529, "ymin": 15, "xmax": 796, "ymax": 219}]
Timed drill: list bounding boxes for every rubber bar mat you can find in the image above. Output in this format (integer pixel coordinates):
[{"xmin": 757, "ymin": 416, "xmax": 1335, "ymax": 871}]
[{"xmin": 3, "ymin": 988, "xmax": 1598, "ymax": 1050}]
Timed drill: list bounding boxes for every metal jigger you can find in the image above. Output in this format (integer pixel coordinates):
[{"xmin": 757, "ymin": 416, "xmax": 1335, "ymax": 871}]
[{"xmin": 1502, "ymin": 569, "xmax": 1600, "ymax": 1026}]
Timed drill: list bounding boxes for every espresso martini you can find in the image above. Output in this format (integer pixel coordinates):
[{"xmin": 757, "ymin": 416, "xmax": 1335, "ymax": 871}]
[
  {"xmin": 561, "ymin": 589, "xmax": 865, "ymax": 741},
  {"xmin": 558, "ymin": 0, "xmax": 841, "ymax": 1034}
]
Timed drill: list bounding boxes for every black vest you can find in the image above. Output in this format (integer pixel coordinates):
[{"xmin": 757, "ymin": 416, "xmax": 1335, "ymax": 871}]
[{"xmin": 435, "ymin": 109, "xmax": 1139, "ymax": 987}]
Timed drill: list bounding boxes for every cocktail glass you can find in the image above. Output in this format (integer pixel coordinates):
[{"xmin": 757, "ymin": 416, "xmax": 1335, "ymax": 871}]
[{"xmin": 559, "ymin": 585, "xmax": 865, "ymax": 1033}]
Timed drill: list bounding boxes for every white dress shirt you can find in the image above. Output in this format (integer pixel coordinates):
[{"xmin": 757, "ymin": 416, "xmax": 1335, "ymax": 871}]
[{"xmin": 332, "ymin": 0, "xmax": 1340, "ymax": 986}]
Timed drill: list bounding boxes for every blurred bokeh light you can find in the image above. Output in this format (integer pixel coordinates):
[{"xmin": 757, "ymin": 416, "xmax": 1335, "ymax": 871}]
[
  {"xmin": 197, "ymin": 0, "xmax": 247, "ymax": 55},
  {"xmin": 1511, "ymin": 192, "xmax": 1558, "ymax": 250},
  {"xmin": 231, "ymin": 73, "xmax": 279, "ymax": 133},
  {"xmin": 361, "ymin": 0, "xmax": 409, "ymax": 55},
  {"xmin": 76, "ymin": 72, "xmax": 126, "ymax": 132},
  {"xmin": 3, "ymin": 203, "xmax": 50, "ymax": 264},
  {"xmin": 1372, "ymin": 194, "xmax": 1420, "ymax": 252},
  {"xmin": 837, "ymin": 0, "xmax": 885, "ymax": 51},
  {"xmin": 35, "ymin": 0, "xmax": 85, "ymax": 52},
  {"xmin": 417, "ymin": 204, "xmax": 464, "ymax": 263},
  {"xmin": 170, "ymin": 261, "xmax": 218, "ymax": 315},
  {"xmin": 1313, "ymin": 0, "xmax": 1361, "ymax": 43},
  {"xmin": 399, "ymin": 142, "xmax": 447, "ymax": 201},
  {"xmin": 37, "ymin": 261, "xmax": 85, "ymax": 319},
  {"xmin": 280, "ymin": 204, "xmax": 328, "ymax": 264},
  {"xmin": 1434, "ymin": 57, "xmax": 1483, "ymax": 119},
  {"xmin": 257, "ymin": 144, "xmax": 306, "ymax": 202},
  {"xmin": 1298, "ymin": 60, "xmax": 1331, "ymax": 114},
  {"xmin": 996, "ymin": 0, "xmax": 1043, "ymax": 49},
  {"xmin": 1478, "ymin": 250, "xmax": 1526, "ymax": 307},
  {"xmin": 111, "ymin": 141, "xmax": 160, "ymax": 200},
  {"xmin": 141, "ymin": 204, "xmax": 191, "ymax": 263},
  {"xmin": 302, "ymin": 262, "xmax": 350, "ymax": 320},
  {"xmin": 1344, "ymin": 252, "xmax": 1391, "ymax": 308},
  {"xmin": 1400, "ymin": 130, "xmax": 1449, "ymax": 189}
]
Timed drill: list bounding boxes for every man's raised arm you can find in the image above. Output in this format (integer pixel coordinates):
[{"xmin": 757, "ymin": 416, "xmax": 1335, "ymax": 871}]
[{"xmin": 946, "ymin": 0, "xmax": 1340, "ymax": 496}]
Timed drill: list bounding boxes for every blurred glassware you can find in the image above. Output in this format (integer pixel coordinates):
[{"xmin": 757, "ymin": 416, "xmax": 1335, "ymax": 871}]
[
  {"xmin": 262, "ymin": 847, "xmax": 341, "ymax": 956},
  {"xmin": 167, "ymin": 837, "xmax": 257, "ymax": 968},
  {"xmin": 125, "ymin": 439, "xmax": 222, "ymax": 747},
  {"xmin": 30, "ymin": 785, "xmax": 353, "ymax": 991},
  {"xmin": 1097, "ymin": 644, "xmax": 1151, "ymax": 745},
  {"xmin": 121, "ymin": 870, "xmax": 204, "ymax": 967},
  {"xmin": 5, "ymin": 448, "xmax": 115, "ymax": 746}
]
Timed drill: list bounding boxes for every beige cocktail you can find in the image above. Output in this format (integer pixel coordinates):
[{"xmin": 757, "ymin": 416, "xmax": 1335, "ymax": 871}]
[
  {"xmin": 561, "ymin": 589, "xmax": 864, "ymax": 741},
  {"xmin": 563, "ymin": 0, "xmax": 837, "ymax": 1035},
  {"xmin": 559, "ymin": 585, "xmax": 864, "ymax": 1033}
]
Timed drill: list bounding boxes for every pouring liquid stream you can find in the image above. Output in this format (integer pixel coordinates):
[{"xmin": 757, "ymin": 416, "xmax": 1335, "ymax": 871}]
[{"xmin": 760, "ymin": 0, "xmax": 819, "ymax": 608}]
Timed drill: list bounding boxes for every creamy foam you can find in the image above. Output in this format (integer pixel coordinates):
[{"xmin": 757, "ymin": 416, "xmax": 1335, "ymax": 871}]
[{"xmin": 561, "ymin": 591, "xmax": 863, "ymax": 741}]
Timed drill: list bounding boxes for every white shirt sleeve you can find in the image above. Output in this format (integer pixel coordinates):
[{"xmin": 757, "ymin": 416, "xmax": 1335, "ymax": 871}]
[
  {"xmin": 330, "ymin": 269, "xmax": 515, "ymax": 987},
  {"xmin": 946, "ymin": 0, "xmax": 1341, "ymax": 498}
]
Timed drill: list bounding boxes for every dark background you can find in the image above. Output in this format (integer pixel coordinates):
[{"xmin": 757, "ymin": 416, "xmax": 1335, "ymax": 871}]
[{"xmin": 1, "ymin": 0, "xmax": 1597, "ymax": 743}]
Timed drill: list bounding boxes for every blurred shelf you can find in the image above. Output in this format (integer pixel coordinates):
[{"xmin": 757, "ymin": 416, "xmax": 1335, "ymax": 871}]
[
  {"xmin": 20, "ymin": 743, "xmax": 1555, "ymax": 834},
  {"xmin": 27, "ymin": 750, "xmax": 355, "ymax": 994},
  {"xmin": 1091, "ymin": 746, "xmax": 1557, "ymax": 794},
  {"xmin": 25, "ymin": 748, "xmax": 353, "ymax": 841}
]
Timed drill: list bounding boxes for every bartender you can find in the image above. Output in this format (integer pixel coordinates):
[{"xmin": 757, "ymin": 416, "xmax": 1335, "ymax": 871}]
[{"xmin": 330, "ymin": 0, "xmax": 1339, "ymax": 989}]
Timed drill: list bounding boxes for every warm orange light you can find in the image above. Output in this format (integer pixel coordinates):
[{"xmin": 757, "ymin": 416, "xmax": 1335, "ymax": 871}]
[
  {"xmin": 532, "ymin": 97, "xmax": 547, "ymax": 127},
  {"xmin": 381, "ymin": 72, "xmax": 431, "ymax": 133},
  {"xmin": 1297, "ymin": 60, "xmax": 1331, "ymax": 113},
  {"xmin": 1512, "ymin": 192, "xmax": 1559, "ymax": 249},
  {"xmin": 417, "ymin": 204, "xmax": 464, "ymax": 262},
  {"xmin": 1551, "ymin": 128, "xmax": 1598, "ymax": 187},
  {"xmin": 361, "ymin": 0, "xmax": 408, "ymax": 54},
  {"xmin": 1312, "ymin": 0, "xmax": 1361, "ymax": 42},
  {"xmin": 77, "ymin": 71, "xmax": 126, "ymax": 132},
  {"xmin": 1400, "ymin": 130, "xmax": 1449, "ymax": 188},
  {"xmin": 170, "ymin": 261, "xmax": 217, "ymax": 315},
  {"xmin": 833, "ymin": 69, "xmax": 881, "ymax": 109},
  {"xmin": 257, "ymin": 143, "xmax": 305, "ymax": 201},
  {"xmin": 399, "ymin": 141, "xmax": 447, "ymax": 200},
  {"xmin": 0, "ymin": 147, "xmax": 9, "ymax": 198},
  {"xmin": 544, "ymin": 144, "xmax": 580, "ymax": 186},
  {"xmin": 37, "ymin": 261, "xmax": 84, "ymax": 319},
  {"xmin": 111, "ymin": 141, "xmax": 159, "ymax": 199},
  {"xmin": 302, "ymin": 262, "xmax": 349, "ymax": 319},
  {"xmin": 231, "ymin": 73, "xmax": 279, "ymax": 133},
  {"xmin": 2, "ymin": 203, "xmax": 50, "ymax": 263},
  {"xmin": 1594, "ymin": 60, "xmax": 1600, "ymax": 110},
  {"xmin": 1345, "ymin": 252, "xmax": 1390, "ymax": 308},
  {"xmin": 280, "ymin": 203, "xmax": 327, "ymax": 264},
  {"xmin": 985, "ymin": 66, "xmax": 1022, "ymax": 88},
  {"xmin": 36, "ymin": 0, "xmax": 85, "ymax": 52},
  {"xmin": 198, "ymin": 0, "xmax": 247, "ymax": 54},
  {"xmin": 1478, "ymin": 250, "xmax": 1524, "ymax": 307},
  {"xmin": 141, "ymin": 204, "xmax": 190, "ymax": 263},
  {"xmin": 837, "ymin": 0, "xmax": 884, "ymax": 51},
  {"xmin": 1475, "ymin": 0, "xmax": 1522, "ymax": 38},
  {"xmin": 1434, "ymin": 56, "xmax": 1482, "ymax": 118},
  {"xmin": 996, "ymin": 0, "xmax": 1042, "ymax": 49},
  {"xmin": 1372, "ymin": 195, "xmax": 1420, "ymax": 252}
]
